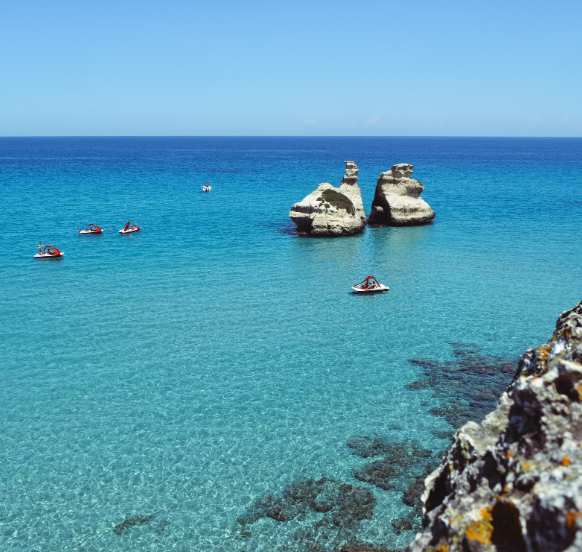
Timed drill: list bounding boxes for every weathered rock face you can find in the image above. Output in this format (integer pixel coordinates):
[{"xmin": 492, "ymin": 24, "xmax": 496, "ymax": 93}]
[
  {"xmin": 339, "ymin": 161, "xmax": 366, "ymax": 222},
  {"xmin": 368, "ymin": 164, "xmax": 435, "ymax": 226},
  {"xmin": 407, "ymin": 300, "xmax": 582, "ymax": 552},
  {"xmin": 289, "ymin": 161, "xmax": 366, "ymax": 236}
]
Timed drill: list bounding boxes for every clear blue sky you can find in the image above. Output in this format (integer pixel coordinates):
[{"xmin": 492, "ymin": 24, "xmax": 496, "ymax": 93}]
[{"xmin": 1, "ymin": 0, "xmax": 580, "ymax": 136}]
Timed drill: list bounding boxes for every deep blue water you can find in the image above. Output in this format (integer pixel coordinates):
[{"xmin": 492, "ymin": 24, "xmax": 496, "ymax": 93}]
[{"xmin": 1, "ymin": 137, "xmax": 581, "ymax": 551}]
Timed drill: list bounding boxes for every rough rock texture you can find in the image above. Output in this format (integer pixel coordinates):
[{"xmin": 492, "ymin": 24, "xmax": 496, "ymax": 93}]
[
  {"xmin": 289, "ymin": 161, "xmax": 366, "ymax": 236},
  {"xmin": 338, "ymin": 161, "xmax": 366, "ymax": 222},
  {"xmin": 368, "ymin": 164, "xmax": 435, "ymax": 226},
  {"xmin": 406, "ymin": 300, "xmax": 582, "ymax": 552}
]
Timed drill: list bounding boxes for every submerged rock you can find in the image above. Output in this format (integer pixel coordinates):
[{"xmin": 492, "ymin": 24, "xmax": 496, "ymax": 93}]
[
  {"xmin": 407, "ymin": 342, "xmax": 518, "ymax": 428},
  {"xmin": 339, "ymin": 544, "xmax": 400, "ymax": 552},
  {"xmin": 113, "ymin": 514, "xmax": 154, "ymax": 535},
  {"xmin": 308, "ymin": 543, "xmax": 400, "ymax": 552},
  {"xmin": 154, "ymin": 520, "xmax": 170, "ymax": 533},
  {"xmin": 407, "ymin": 300, "xmax": 582, "ymax": 552},
  {"xmin": 348, "ymin": 436, "xmax": 433, "ymax": 461},
  {"xmin": 289, "ymin": 161, "xmax": 366, "ymax": 236},
  {"xmin": 368, "ymin": 164, "xmax": 435, "ymax": 226},
  {"xmin": 237, "ymin": 477, "xmax": 376, "ymax": 530},
  {"xmin": 349, "ymin": 438, "xmax": 439, "ymax": 534}
]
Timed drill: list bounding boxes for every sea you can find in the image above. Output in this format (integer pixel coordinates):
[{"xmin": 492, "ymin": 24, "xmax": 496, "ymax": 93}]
[{"xmin": 1, "ymin": 137, "xmax": 581, "ymax": 552}]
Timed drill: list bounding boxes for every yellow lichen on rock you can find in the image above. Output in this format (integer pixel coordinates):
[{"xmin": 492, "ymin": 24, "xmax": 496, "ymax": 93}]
[
  {"xmin": 406, "ymin": 300, "xmax": 582, "ymax": 552},
  {"xmin": 537, "ymin": 345, "xmax": 552, "ymax": 363},
  {"xmin": 566, "ymin": 511, "xmax": 582, "ymax": 533},
  {"xmin": 465, "ymin": 509, "xmax": 493, "ymax": 544}
]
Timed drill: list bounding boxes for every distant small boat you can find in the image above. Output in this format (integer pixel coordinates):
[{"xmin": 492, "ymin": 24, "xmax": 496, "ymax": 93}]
[
  {"xmin": 79, "ymin": 223, "xmax": 102, "ymax": 234},
  {"xmin": 352, "ymin": 276, "xmax": 389, "ymax": 293},
  {"xmin": 119, "ymin": 222, "xmax": 140, "ymax": 234},
  {"xmin": 35, "ymin": 244, "xmax": 64, "ymax": 258},
  {"xmin": 202, "ymin": 185, "xmax": 212, "ymax": 192}
]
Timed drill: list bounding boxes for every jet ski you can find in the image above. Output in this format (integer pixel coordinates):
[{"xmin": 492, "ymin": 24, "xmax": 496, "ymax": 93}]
[
  {"xmin": 352, "ymin": 276, "xmax": 389, "ymax": 293},
  {"xmin": 119, "ymin": 222, "xmax": 140, "ymax": 234},
  {"xmin": 34, "ymin": 245, "xmax": 64, "ymax": 258},
  {"xmin": 202, "ymin": 185, "xmax": 212, "ymax": 192},
  {"xmin": 79, "ymin": 223, "xmax": 102, "ymax": 234}
]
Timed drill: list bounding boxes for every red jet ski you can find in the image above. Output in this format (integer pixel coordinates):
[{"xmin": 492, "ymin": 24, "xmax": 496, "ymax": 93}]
[
  {"xmin": 34, "ymin": 244, "xmax": 64, "ymax": 258},
  {"xmin": 119, "ymin": 222, "xmax": 140, "ymax": 234},
  {"xmin": 352, "ymin": 275, "xmax": 389, "ymax": 293},
  {"xmin": 79, "ymin": 223, "xmax": 102, "ymax": 234}
]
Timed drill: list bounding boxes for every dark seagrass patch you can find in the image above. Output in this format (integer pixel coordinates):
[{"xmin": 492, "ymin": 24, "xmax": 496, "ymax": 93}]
[{"xmin": 407, "ymin": 342, "xmax": 517, "ymax": 427}]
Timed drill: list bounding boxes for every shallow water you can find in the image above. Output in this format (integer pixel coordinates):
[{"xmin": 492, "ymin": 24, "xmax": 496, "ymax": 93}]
[{"xmin": 1, "ymin": 137, "xmax": 581, "ymax": 551}]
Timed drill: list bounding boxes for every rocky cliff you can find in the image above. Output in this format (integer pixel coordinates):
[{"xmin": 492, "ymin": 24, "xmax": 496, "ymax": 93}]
[
  {"xmin": 407, "ymin": 300, "xmax": 582, "ymax": 552},
  {"xmin": 289, "ymin": 162, "xmax": 366, "ymax": 236},
  {"xmin": 368, "ymin": 164, "xmax": 435, "ymax": 226}
]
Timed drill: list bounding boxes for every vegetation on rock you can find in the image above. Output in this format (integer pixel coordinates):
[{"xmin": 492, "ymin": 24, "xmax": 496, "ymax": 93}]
[{"xmin": 319, "ymin": 188, "xmax": 356, "ymax": 216}]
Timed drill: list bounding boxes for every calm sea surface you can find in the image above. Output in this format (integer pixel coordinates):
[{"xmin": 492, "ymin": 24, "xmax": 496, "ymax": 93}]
[{"xmin": 1, "ymin": 137, "xmax": 581, "ymax": 551}]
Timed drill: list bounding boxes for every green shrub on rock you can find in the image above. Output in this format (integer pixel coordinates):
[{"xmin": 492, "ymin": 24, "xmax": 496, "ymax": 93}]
[{"xmin": 320, "ymin": 189, "xmax": 355, "ymax": 216}]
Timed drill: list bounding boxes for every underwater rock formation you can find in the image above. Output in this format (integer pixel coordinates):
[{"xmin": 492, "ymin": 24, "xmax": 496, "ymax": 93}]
[
  {"xmin": 368, "ymin": 164, "xmax": 435, "ymax": 226},
  {"xmin": 339, "ymin": 544, "xmax": 400, "ymax": 552},
  {"xmin": 407, "ymin": 300, "xmax": 582, "ymax": 552},
  {"xmin": 113, "ymin": 514, "xmax": 154, "ymax": 535},
  {"xmin": 407, "ymin": 343, "xmax": 518, "ymax": 428},
  {"xmin": 349, "ymin": 437, "xmax": 440, "ymax": 535},
  {"xmin": 238, "ymin": 477, "xmax": 378, "ymax": 551},
  {"xmin": 308, "ymin": 543, "xmax": 399, "ymax": 552},
  {"xmin": 238, "ymin": 477, "xmax": 375, "ymax": 529},
  {"xmin": 289, "ymin": 162, "xmax": 366, "ymax": 236},
  {"xmin": 154, "ymin": 520, "xmax": 170, "ymax": 533}
]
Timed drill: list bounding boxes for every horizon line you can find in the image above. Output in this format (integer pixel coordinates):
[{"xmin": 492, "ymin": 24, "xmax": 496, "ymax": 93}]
[{"xmin": 1, "ymin": 135, "xmax": 581, "ymax": 139}]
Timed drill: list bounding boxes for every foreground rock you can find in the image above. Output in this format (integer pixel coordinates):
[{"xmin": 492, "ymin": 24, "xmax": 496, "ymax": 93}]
[
  {"xmin": 289, "ymin": 161, "xmax": 366, "ymax": 236},
  {"xmin": 407, "ymin": 300, "xmax": 582, "ymax": 552},
  {"xmin": 368, "ymin": 164, "xmax": 435, "ymax": 226}
]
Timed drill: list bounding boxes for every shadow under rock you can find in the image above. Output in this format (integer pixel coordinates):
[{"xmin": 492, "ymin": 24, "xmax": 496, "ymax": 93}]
[
  {"xmin": 262, "ymin": 220, "xmax": 299, "ymax": 235},
  {"xmin": 407, "ymin": 342, "xmax": 518, "ymax": 428}
]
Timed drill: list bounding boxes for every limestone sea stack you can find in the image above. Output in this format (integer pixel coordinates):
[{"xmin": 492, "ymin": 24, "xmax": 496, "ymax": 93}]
[
  {"xmin": 368, "ymin": 163, "xmax": 435, "ymax": 226},
  {"xmin": 289, "ymin": 161, "xmax": 366, "ymax": 236},
  {"xmin": 407, "ymin": 300, "xmax": 582, "ymax": 552}
]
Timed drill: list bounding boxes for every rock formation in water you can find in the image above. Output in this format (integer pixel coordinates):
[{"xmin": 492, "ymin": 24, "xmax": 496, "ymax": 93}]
[
  {"xmin": 406, "ymin": 300, "xmax": 582, "ymax": 552},
  {"xmin": 289, "ymin": 161, "xmax": 366, "ymax": 236},
  {"xmin": 368, "ymin": 164, "xmax": 435, "ymax": 226}
]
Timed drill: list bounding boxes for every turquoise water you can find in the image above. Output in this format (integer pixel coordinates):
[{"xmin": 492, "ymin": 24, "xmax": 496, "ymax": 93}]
[{"xmin": 1, "ymin": 137, "xmax": 581, "ymax": 551}]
